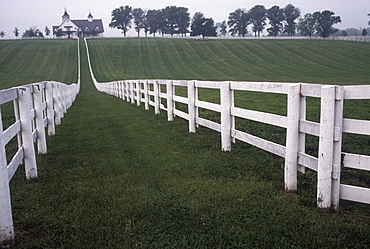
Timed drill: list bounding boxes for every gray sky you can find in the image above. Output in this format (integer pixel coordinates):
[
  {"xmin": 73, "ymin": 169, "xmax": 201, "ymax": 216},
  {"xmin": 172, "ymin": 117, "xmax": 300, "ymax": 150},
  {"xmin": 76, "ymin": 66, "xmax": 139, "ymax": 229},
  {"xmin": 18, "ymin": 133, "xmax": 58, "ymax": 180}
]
[{"xmin": 1, "ymin": 0, "xmax": 369, "ymax": 37}]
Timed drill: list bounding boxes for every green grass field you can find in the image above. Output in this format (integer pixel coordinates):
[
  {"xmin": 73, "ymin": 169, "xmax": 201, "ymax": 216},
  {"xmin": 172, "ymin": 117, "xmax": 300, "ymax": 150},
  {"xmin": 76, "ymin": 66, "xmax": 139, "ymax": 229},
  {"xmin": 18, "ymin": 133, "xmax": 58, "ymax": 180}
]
[
  {"xmin": 1, "ymin": 38, "xmax": 370, "ymax": 248},
  {"xmin": 0, "ymin": 39, "xmax": 78, "ymax": 88},
  {"xmin": 88, "ymin": 38, "xmax": 370, "ymax": 84}
]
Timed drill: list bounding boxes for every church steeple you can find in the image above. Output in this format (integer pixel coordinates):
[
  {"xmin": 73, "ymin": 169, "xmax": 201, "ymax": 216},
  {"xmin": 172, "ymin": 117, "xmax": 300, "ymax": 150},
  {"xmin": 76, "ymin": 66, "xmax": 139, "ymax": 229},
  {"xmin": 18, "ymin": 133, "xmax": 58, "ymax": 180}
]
[
  {"xmin": 88, "ymin": 11, "xmax": 93, "ymax": 22},
  {"xmin": 62, "ymin": 8, "xmax": 70, "ymax": 22}
]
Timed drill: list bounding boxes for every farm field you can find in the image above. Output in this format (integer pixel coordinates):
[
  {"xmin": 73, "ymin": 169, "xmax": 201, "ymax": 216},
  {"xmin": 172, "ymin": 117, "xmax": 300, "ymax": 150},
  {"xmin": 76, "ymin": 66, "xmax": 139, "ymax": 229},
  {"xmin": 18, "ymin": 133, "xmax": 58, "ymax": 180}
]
[
  {"xmin": 0, "ymin": 39, "xmax": 78, "ymax": 88},
  {"xmin": 1, "ymin": 38, "xmax": 370, "ymax": 248},
  {"xmin": 88, "ymin": 38, "xmax": 370, "ymax": 84}
]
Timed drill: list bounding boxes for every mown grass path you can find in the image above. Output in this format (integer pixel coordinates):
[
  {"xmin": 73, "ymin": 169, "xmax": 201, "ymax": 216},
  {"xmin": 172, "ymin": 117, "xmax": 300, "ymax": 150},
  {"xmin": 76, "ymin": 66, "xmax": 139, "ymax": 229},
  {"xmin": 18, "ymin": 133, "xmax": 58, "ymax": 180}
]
[{"xmin": 4, "ymin": 39, "xmax": 370, "ymax": 248}]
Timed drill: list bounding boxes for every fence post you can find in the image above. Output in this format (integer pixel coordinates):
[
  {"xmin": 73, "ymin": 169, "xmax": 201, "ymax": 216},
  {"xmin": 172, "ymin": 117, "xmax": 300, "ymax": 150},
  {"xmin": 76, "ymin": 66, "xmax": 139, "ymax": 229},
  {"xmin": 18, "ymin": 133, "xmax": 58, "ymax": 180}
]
[
  {"xmin": 0, "ymin": 110, "xmax": 15, "ymax": 246},
  {"xmin": 220, "ymin": 82, "xmax": 232, "ymax": 151},
  {"xmin": 130, "ymin": 81, "xmax": 135, "ymax": 104},
  {"xmin": 115, "ymin": 82, "xmax": 118, "ymax": 97},
  {"xmin": 317, "ymin": 85, "xmax": 336, "ymax": 210},
  {"xmin": 18, "ymin": 87, "xmax": 38, "ymax": 179},
  {"xmin": 144, "ymin": 80, "xmax": 149, "ymax": 110},
  {"xmin": 154, "ymin": 81, "xmax": 160, "ymax": 114},
  {"xmin": 298, "ymin": 94, "xmax": 306, "ymax": 174},
  {"xmin": 167, "ymin": 80, "xmax": 174, "ymax": 121},
  {"xmin": 188, "ymin": 81, "xmax": 196, "ymax": 133},
  {"xmin": 125, "ymin": 81, "xmax": 130, "ymax": 103},
  {"xmin": 33, "ymin": 84, "xmax": 47, "ymax": 154},
  {"xmin": 13, "ymin": 99, "xmax": 22, "ymax": 149},
  {"xmin": 45, "ymin": 82, "xmax": 55, "ymax": 136},
  {"xmin": 136, "ymin": 81, "xmax": 141, "ymax": 106},
  {"xmin": 231, "ymin": 87, "xmax": 235, "ymax": 143},
  {"xmin": 285, "ymin": 83, "xmax": 301, "ymax": 192},
  {"xmin": 60, "ymin": 84, "xmax": 66, "ymax": 118},
  {"xmin": 120, "ymin": 81, "xmax": 125, "ymax": 100},
  {"xmin": 53, "ymin": 83, "xmax": 62, "ymax": 125},
  {"xmin": 331, "ymin": 86, "xmax": 344, "ymax": 210}
]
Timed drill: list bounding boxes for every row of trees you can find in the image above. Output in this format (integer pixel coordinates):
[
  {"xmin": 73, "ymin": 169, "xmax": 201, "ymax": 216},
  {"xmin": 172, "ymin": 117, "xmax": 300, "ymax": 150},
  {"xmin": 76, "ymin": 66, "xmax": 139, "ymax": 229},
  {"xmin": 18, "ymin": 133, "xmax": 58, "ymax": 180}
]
[
  {"xmin": 226, "ymin": 4, "xmax": 301, "ymax": 37},
  {"xmin": 225, "ymin": 4, "xmax": 342, "ymax": 38},
  {"xmin": 110, "ymin": 6, "xmax": 192, "ymax": 37},
  {"xmin": 338, "ymin": 27, "xmax": 370, "ymax": 36},
  {"xmin": 109, "ymin": 5, "xmax": 217, "ymax": 38},
  {"xmin": 297, "ymin": 11, "xmax": 341, "ymax": 38},
  {"xmin": 109, "ymin": 4, "xmax": 343, "ymax": 38},
  {"xmin": 22, "ymin": 26, "xmax": 51, "ymax": 38},
  {"xmin": 5, "ymin": 26, "xmax": 52, "ymax": 38}
]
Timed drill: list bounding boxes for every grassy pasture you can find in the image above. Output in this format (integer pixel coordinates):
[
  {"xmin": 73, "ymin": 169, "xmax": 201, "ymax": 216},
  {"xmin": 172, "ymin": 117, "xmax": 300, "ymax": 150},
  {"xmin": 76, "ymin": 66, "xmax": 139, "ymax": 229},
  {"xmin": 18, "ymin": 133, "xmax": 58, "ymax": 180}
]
[
  {"xmin": 0, "ymin": 39, "xmax": 78, "ymax": 88},
  {"xmin": 88, "ymin": 38, "xmax": 370, "ymax": 186},
  {"xmin": 1, "ymin": 38, "xmax": 370, "ymax": 248},
  {"xmin": 88, "ymin": 38, "xmax": 370, "ymax": 84}
]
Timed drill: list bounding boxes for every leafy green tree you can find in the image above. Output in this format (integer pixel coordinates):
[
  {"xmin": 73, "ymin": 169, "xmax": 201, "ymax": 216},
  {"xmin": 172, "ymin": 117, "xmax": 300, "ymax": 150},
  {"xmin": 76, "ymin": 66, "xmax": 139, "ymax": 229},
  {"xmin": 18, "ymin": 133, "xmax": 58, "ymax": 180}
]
[
  {"xmin": 190, "ymin": 12, "xmax": 217, "ymax": 39},
  {"xmin": 55, "ymin": 28, "xmax": 64, "ymax": 37},
  {"xmin": 177, "ymin": 7, "xmax": 190, "ymax": 37},
  {"xmin": 162, "ymin": 6, "xmax": 178, "ymax": 36},
  {"xmin": 297, "ymin": 13, "xmax": 316, "ymax": 38},
  {"xmin": 45, "ymin": 26, "xmax": 50, "ymax": 37},
  {"xmin": 220, "ymin": 20, "xmax": 228, "ymax": 36},
  {"xmin": 228, "ymin": 8, "xmax": 249, "ymax": 37},
  {"xmin": 156, "ymin": 10, "xmax": 169, "ymax": 36},
  {"xmin": 132, "ymin": 8, "xmax": 145, "ymax": 37},
  {"xmin": 362, "ymin": 28, "xmax": 368, "ymax": 36},
  {"xmin": 142, "ymin": 10, "xmax": 150, "ymax": 37},
  {"xmin": 147, "ymin": 9, "xmax": 162, "ymax": 37},
  {"xmin": 313, "ymin": 10, "xmax": 341, "ymax": 37},
  {"xmin": 249, "ymin": 5, "xmax": 267, "ymax": 37},
  {"xmin": 22, "ymin": 26, "xmax": 40, "ymax": 37},
  {"xmin": 342, "ymin": 30, "xmax": 348, "ymax": 36},
  {"xmin": 13, "ymin": 27, "xmax": 19, "ymax": 37},
  {"xmin": 266, "ymin": 5, "xmax": 284, "ymax": 36},
  {"xmin": 109, "ymin": 5, "xmax": 133, "ymax": 37},
  {"xmin": 283, "ymin": 4, "xmax": 301, "ymax": 36},
  {"xmin": 192, "ymin": 12, "xmax": 205, "ymax": 22},
  {"xmin": 161, "ymin": 6, "xmax": 190, "ymax": 36},
  {"xmin": 0, "ymin": 31, "xmax": 5, "ymax": 38}
]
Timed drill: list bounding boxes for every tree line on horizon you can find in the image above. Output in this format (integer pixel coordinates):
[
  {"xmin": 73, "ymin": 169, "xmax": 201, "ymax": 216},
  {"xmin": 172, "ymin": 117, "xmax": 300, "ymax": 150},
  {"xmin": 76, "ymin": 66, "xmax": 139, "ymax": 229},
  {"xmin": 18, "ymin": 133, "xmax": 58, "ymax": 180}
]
[
  {"xmin": 0, "ymin": 26, "xmax": 52, "ymax": 39},
  {"xmin": 1, "ymin": 7, "xmax": 369, "ymax": 39},
  {"xmin": 108, "ymin": 4, "xmax": 346, "ymax": 38},
  {"xmin": 109, "ymin": 6, "xmax": 217, "ymax": 38}
]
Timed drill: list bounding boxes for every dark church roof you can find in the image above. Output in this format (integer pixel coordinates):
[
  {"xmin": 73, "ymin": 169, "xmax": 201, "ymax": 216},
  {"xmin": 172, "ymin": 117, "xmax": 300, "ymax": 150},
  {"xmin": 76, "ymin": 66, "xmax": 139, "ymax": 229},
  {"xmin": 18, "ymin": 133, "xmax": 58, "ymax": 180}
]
[{"xmin": 72, "ymin": 19, "xmax": 104, "ymax": 33}]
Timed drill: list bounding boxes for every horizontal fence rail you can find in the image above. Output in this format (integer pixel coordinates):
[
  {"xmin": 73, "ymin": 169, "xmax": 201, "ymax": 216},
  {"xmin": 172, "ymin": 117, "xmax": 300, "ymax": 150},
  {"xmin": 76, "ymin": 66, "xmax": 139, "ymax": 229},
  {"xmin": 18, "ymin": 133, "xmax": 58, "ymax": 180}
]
[
  {"xmin": 85, "ymin": 38, "xmax": 370, "ymax": 212},
  {"xmin": 0, "ymin": 40, "xmax": 81, "ymax": 246}
]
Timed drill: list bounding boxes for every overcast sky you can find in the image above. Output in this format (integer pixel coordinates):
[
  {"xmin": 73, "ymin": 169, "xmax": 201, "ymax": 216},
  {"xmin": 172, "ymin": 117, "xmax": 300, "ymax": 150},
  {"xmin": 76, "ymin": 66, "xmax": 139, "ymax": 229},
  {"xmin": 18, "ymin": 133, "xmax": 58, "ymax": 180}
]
[{"xmin": 1, "ymin": 0, "xmax": 369, "ymax": 37}]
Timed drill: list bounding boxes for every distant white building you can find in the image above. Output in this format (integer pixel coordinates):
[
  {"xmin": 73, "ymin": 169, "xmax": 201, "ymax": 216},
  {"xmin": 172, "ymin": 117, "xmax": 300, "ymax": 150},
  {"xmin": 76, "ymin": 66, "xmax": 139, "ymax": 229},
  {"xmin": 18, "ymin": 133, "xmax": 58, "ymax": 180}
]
[{"xmin": 53, "ymin": 9, "xmax": 104, "ymax": 38}]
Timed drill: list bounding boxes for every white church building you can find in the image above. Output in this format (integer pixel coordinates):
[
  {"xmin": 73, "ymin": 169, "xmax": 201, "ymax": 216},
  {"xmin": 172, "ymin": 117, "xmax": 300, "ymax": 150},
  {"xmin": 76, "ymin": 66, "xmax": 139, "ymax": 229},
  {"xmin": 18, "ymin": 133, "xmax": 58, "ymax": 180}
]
[{"xmin": 53, "ymin": 9, "xmax": 104, "ymax": 38}]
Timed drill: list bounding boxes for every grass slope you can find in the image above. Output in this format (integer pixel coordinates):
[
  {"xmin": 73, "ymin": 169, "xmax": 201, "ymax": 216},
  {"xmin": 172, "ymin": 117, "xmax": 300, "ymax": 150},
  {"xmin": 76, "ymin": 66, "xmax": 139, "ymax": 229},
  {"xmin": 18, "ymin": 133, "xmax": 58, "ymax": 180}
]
[
  {"xmin": 88, "ymin": 38, "xmax": 370, "ymax": 84},
  {"xmin": 1, "ymin": 39, "xmax": 369, "ymax": 248},
  {"xmin": 0, "ymin": 39, "xmax": 78, "ymax": 89}
]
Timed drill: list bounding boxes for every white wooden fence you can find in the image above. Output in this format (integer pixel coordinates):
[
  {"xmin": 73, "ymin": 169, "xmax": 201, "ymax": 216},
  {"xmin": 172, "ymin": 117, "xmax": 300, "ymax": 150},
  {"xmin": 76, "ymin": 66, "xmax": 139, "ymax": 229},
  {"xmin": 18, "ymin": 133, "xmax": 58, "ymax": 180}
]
[
  {"xmin": 92, "ymin": 78, "xmax": 370, "ymax": 208},
  {"xmin": 0, "ymin": 39, "xmax": 81, "ymax": 246},
  {"xmin": 84, "ymin": 38, "xmax": 370, "ymax": 211},
  {"xmin": 0, "ymin": 81, "xmax": 79, "ymax": 245}
]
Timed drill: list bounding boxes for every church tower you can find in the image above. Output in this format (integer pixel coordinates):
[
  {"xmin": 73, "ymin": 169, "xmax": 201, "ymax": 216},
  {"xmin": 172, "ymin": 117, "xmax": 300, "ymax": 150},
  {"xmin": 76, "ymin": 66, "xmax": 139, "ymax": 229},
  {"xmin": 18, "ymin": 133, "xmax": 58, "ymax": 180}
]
[
  {"xmin": 88, "ymin": 11, "xmax": 93, "ymax": 22},
  {"xmin": 62, "ymin": 8, "xmax": 70, "ymax": 22}
]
